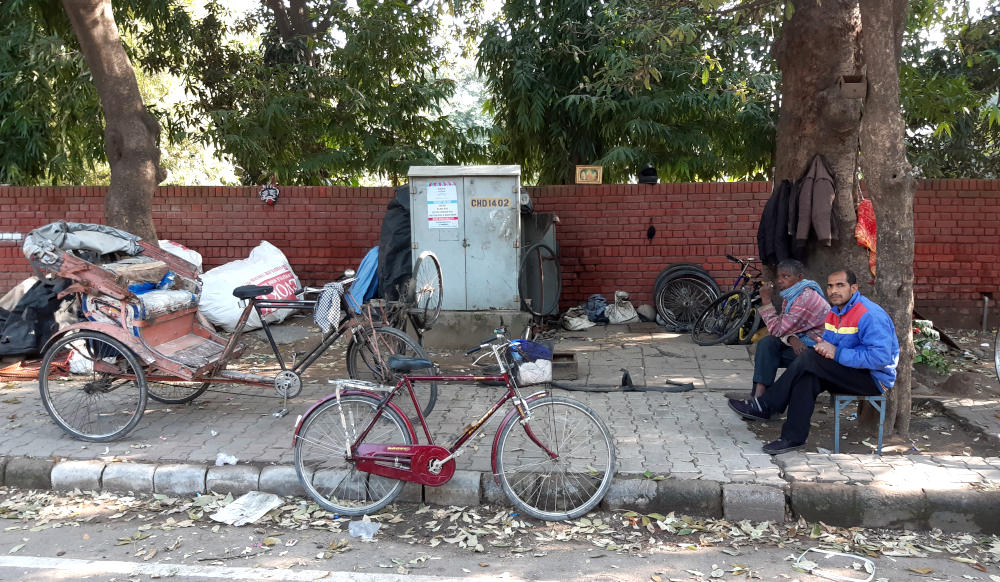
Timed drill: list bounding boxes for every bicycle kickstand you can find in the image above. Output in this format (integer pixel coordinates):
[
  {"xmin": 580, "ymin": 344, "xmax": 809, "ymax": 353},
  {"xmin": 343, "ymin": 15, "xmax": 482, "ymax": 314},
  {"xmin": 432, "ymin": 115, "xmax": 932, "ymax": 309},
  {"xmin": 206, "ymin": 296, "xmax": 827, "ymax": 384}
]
[{"xmin": 272, "ymin": 354, "xmax": 296, "ymax": 418}]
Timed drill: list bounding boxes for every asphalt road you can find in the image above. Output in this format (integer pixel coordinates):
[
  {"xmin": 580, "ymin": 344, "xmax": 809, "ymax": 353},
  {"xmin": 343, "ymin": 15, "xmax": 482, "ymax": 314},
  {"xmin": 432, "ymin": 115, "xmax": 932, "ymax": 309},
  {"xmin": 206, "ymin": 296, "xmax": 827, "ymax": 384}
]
[{"xmin": 0, "ymin": 488, "xmax": 994, "ymax": 582}]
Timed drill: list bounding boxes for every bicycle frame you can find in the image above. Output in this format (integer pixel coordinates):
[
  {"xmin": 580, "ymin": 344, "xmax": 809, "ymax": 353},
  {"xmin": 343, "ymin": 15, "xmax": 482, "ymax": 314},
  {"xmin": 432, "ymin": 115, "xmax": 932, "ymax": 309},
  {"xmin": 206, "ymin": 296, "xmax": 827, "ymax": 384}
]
[{"xmin": 203, "ymin": 295, "xmax": 348, "ymax": 385}]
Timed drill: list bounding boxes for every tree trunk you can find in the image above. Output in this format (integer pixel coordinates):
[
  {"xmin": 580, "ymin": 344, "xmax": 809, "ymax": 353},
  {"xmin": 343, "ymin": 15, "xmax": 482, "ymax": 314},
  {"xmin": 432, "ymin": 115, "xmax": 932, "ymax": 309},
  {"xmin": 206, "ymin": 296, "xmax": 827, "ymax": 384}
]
[
  {"xmin": 772, "ymin": 0, "xmax": 868, "ymax": 284},
  {"xmin": 62, "ymin": 0, "xmax": 163, "ymax": 241},
  {"xmin": 858, "ymin": 0, "xmax": 915, "ymax": 438}
]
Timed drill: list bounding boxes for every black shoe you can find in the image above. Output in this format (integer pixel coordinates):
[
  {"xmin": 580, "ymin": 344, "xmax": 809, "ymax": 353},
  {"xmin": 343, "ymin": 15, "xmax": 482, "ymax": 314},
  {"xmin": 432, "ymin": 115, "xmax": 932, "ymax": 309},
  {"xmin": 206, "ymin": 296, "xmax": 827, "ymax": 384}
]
[
  {"xmin": 762, "ymin": 439, "xmax": 805, "ymax": 455},
  {"xmin": 727, "ymin": 398, "xmax": 770, "ymax": 421}
]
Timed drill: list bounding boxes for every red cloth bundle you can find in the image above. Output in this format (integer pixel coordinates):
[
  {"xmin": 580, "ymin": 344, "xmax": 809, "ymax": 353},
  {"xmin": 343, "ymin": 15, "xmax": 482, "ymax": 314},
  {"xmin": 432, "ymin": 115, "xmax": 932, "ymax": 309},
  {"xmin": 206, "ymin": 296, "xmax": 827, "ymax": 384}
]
[{"xmin": 854, "ymin": 199, "xmax": 877, "ymax": 276}]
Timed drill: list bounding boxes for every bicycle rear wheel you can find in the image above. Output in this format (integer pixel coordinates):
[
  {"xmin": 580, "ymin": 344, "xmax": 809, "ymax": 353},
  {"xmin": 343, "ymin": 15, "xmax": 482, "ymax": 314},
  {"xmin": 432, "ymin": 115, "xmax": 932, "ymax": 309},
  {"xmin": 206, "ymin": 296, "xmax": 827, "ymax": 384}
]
[
  {"xmin": 691, "ymin": 290, "xmax": 753, "ymax": 346},
  {"xmin": 407, "ymin": 250, "xmax": 443, "ymax": 330},
  {"xmin": 294, "ymin": 395, "xmax": 410, "ymax": 516},
  {"xmin": 346, "ymin": 326, "xmax": 437, "ymax": 420},
  {"xmin": 39, "ymin": 331, "xmax": 147, "ymax": 442},
  {"xmin": 495, "ymin": 396, "xmax": 616, "ymax": 521}
]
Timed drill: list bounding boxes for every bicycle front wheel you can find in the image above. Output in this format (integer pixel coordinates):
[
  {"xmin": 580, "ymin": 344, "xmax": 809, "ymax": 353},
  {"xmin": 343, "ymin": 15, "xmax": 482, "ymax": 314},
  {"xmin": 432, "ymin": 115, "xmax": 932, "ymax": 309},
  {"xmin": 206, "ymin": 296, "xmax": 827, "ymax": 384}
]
[
  {"xmin": 346, "ymin": 326, "xmax": 437, "ymax": 420},
  {"xmin": 691, "ymin": 290, "xmax": 753, "ymax": 346},
  {"xmin": 496, "ymin": 396, "xmax": 616, "ymax": 521},
  {"xmin": 294, "ymin": 395, "xmax": 411, "ymax": 516},
  {"xmin": 407, "ymin": 250, "xmax": 443, "ymax": 331},
  {"xmin": 39, "ymin": 331, "xmax": 148, "ymax": 442}
]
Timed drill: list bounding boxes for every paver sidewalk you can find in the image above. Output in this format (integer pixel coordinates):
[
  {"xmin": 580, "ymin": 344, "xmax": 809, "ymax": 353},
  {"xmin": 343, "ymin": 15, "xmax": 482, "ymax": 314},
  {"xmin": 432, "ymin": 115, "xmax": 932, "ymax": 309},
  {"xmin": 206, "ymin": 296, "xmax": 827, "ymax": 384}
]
[{"xmin": 1, "ymin": 322, "xmax": 999, "ymax": 533}]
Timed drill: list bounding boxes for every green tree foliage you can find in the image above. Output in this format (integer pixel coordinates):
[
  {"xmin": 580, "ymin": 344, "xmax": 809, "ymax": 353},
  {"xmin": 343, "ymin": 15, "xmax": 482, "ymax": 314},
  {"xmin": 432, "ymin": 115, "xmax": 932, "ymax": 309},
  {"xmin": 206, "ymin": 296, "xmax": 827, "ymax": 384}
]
[
  {"xmin": 0, "ymin": 1, "xmax": 104, "ymax": 185},
  {"xmin": 477, "ymin": 0, "xmax": 778, "ymax": 185},
  {"xmin": 0, "ymin": 0, "xmax": 196, "ymax": 186},
  {"xmin": 902, "ymin": 2, "xmax": 1000, "ymax": 178},
  {"xmin": 149, "ymin": 1, "xmax": 486, "ymax": 186}
]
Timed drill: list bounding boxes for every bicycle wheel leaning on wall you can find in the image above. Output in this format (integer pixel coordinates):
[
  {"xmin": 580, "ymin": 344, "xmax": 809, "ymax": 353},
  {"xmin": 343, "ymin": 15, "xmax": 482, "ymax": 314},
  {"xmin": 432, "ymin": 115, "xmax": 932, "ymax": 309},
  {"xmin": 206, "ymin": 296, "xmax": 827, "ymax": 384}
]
[
  {"xmin": 407, "ymin": 250, "xmax": 443, "ymax": 331},
  {"xmin": 652, "ymin": 263, "xmax": 720, "ymax": 331}
]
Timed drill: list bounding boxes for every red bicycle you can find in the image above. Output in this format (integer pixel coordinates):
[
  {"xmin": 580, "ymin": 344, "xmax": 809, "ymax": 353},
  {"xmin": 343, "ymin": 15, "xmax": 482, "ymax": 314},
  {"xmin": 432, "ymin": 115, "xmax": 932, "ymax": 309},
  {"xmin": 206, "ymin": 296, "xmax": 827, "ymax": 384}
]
[{"xmin": 292, "ymin": 324, "xmax": 616, "ymax": 521}]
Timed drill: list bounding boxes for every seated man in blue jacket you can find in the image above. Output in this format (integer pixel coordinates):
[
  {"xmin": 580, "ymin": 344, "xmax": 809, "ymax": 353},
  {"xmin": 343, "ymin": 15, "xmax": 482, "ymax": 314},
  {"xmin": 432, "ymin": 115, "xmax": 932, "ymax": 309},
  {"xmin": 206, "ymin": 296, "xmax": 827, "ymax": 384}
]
[{"xmin": 727, "ymin": 269, "xmax": 899, "ymax": 454}]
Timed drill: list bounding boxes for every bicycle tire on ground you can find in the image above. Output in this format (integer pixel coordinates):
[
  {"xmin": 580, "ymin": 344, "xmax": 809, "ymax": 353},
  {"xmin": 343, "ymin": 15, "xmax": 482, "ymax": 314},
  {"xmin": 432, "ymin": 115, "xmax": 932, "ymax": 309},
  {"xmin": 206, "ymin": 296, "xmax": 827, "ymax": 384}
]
[
  {"xmin": 653, "ymin": 272, "xmax": 719, "ymax": 330},
  {"xmin": 518, "ymin": 242, "xmax": 562, "ymax": 317},
  {"xmin": 691, "ymin": 290, "xmax": 753, "ymax": 346},
  {"xmin": 147, "ymin": 380, "xmax": 210, "ymax": 404},
  {"xmin": 495, "ymin": 396, "xmax": 616, "ymax": 521},
  {"xmin": 346, "ymin": 326, "xmax": 437, "ymax": 420},
  {"xmin": 407, "ymin": 250, "xmax": 443, "ymax": 330},
  {"xmin": 294, "ymin": 395, "xmax": 410, "ymax": 516},
  {"xmin": 39, "ymin": 331, "xmax": 148, "ymax": 442}
]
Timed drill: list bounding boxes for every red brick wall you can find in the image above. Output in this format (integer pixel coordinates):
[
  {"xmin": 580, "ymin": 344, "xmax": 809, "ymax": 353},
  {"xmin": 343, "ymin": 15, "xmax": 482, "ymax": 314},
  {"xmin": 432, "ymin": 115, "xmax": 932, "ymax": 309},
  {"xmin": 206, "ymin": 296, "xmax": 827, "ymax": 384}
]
[{"xmin": 2, "ymin": 181, "xmax": 998, "ymax": 328}]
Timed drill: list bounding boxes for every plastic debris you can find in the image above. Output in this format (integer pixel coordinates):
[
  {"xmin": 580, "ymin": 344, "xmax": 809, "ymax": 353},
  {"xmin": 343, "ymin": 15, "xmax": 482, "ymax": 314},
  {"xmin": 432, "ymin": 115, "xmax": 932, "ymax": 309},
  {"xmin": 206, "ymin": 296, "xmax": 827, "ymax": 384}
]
[
  {"xmin": 215, "ymin": 452, "xmax": 238, "ymax": 466},
  {"xmin": 209, "ymin": 491, "xmax": 282, "ymax": 526},
  {"xmin": 348, "ymin": 519, "xmax": 381, "ymax": 540},
  {"xmin": 794, "ymin": 547, "xmax": 874, "ymax": 582}
]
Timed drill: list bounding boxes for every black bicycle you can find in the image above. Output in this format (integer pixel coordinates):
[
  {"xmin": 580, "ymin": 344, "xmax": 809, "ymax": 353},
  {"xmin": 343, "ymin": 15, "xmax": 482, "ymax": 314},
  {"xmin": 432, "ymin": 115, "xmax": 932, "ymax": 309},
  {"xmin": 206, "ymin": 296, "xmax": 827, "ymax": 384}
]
[{"xmin": 690, "ymin": 255, "xmax": 764, "ymax": 346}]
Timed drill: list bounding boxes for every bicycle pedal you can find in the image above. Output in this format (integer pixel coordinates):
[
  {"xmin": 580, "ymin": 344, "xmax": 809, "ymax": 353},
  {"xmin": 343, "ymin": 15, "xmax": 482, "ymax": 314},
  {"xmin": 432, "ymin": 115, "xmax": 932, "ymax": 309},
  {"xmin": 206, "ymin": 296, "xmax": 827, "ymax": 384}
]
[{"xmin": 273, "ymin": 408, "xmax": 289, "ymax": 418}]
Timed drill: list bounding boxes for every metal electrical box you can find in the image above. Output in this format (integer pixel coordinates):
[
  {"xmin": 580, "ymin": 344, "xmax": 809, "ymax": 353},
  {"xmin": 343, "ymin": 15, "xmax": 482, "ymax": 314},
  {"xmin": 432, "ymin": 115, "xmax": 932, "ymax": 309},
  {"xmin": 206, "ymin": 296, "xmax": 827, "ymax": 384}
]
[{"xmin": 408, "ymin": 165, "xmax": 521, "ymax": 310}]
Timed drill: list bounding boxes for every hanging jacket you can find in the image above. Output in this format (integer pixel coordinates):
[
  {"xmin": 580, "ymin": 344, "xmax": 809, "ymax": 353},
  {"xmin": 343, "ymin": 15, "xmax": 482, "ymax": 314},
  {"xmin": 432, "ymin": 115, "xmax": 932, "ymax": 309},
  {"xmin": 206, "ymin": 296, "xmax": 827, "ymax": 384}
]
[
  {"xmin": 789, "ymin": 154, "xmax": 838, "ymax": 249},
  {"xmin": 756, "ymin": 179, "xmax": 793, "ymax": 266}
]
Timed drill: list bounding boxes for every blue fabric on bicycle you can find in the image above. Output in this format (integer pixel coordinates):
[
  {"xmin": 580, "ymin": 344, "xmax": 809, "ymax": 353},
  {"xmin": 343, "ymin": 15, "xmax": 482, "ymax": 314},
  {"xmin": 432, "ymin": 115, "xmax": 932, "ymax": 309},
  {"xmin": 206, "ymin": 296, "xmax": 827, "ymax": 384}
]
[
  {"xmin": 779, "ymin": 279, "xmax": 824, "ymax": 313},
  {"xmin": 510, "ymin": 339, "xmax": 553, "ymax": 362},
  {"xmin": 344, "ymin": 246, "xmax": 379, "ymax": 311}
]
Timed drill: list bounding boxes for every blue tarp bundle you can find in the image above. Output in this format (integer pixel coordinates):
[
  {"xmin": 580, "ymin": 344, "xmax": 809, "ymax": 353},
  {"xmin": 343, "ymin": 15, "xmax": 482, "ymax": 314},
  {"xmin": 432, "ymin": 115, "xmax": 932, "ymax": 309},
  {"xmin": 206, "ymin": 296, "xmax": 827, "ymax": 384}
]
[{"xmin": 345, "ymin": 246, "xmax": 379, "ymax": 311}]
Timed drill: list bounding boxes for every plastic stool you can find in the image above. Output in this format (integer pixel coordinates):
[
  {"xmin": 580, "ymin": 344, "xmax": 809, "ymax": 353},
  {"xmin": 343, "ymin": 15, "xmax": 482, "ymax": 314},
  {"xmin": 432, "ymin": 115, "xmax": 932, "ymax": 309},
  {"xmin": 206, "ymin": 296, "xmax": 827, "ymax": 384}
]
[{"xmin": 832, "ymin": 394, "xmax": 886, "ymax": 455}]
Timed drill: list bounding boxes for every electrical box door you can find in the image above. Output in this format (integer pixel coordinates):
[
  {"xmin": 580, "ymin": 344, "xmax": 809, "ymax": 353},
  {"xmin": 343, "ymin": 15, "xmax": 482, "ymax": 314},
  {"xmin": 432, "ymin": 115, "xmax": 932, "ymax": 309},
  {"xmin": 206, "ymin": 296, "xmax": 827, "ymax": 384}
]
[{"xmin": 408, "ymin": 166, "xmax": 521, "ymax": 310}]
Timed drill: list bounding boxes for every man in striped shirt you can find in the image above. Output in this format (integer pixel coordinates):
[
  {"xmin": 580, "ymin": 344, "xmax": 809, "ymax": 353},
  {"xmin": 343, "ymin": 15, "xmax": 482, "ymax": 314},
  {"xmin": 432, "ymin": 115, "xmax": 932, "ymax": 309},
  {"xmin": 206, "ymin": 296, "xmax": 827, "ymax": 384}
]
[{"xmin": 730, "ymin": 259, "xmax": 829, "ymax": 400}]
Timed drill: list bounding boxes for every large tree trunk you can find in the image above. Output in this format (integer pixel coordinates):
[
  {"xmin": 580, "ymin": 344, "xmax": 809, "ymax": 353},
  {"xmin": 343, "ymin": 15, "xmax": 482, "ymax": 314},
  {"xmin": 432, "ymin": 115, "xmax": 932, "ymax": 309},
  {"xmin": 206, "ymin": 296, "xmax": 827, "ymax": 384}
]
[
  {"xmin": 771, "ymin": 0, "xmax": 868, "ymax": 283},
  {"xmin": 62, "ymin": 0, "xmax": 163, "ymax": 241},
  {"xmin": 858, "ymin": 0, "xmax": 915, "ymax": 437}
]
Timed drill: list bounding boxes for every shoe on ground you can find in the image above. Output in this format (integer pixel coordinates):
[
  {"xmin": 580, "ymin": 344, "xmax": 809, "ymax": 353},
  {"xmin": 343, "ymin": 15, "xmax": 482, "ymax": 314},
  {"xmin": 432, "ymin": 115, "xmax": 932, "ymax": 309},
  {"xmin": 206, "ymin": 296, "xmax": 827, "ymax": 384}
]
[
  {"xmin": 727, "ymin": 397, "xmax": 770, "ymax": 421},
  {"xmin": 762, "ymin": 438, "xmax": 805, "ymax": 455}
]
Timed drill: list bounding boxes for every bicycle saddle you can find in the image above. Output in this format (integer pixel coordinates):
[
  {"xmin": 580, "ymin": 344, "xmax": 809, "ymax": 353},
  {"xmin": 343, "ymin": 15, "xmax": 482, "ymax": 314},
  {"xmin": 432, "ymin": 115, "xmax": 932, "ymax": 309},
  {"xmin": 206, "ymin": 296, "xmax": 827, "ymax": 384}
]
[
  {"xmin": 232, "ymin": 285, "xmax": 274, "ymax": 299},
  {"xmin": 388, "ymin": 355, "xmax": 434, "ymax": 372}
]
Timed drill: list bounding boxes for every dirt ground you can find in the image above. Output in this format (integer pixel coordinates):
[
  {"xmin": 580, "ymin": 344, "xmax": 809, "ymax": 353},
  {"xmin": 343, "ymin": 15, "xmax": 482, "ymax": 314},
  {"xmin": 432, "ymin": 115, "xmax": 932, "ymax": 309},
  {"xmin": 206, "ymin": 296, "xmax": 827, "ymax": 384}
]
[{"xmin": 746, "ymin": 327, "xmax": 1000, "ymax": 456}]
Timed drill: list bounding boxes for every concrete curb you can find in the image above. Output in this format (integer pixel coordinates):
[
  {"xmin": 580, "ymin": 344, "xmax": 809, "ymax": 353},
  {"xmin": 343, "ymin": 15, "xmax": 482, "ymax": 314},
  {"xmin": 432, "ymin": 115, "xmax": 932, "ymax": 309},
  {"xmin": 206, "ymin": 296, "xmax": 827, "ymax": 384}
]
[{"xmin": 2, "ymin": 456, "xmax": 1000, "ymax": 533}]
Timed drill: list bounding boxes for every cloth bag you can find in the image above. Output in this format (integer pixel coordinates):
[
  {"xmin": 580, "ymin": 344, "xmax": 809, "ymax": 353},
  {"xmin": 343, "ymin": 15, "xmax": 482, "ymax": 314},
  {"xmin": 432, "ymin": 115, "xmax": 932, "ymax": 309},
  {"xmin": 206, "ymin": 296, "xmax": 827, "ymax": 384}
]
[{"xmin": 605, "ymin": 290, "xmax": 639, "ymax": 324}]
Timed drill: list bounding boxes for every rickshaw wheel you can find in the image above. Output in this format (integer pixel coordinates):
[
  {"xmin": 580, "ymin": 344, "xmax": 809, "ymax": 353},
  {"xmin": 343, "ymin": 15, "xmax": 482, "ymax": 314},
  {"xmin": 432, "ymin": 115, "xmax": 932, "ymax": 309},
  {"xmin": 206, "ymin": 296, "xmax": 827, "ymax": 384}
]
[
  {"xmin": 39, "ymin": 330, "xmax": 148, "ymax": 442},
  {"xmin": 147, "ymin": 380, "xmax": 210, "ymax": 404}
]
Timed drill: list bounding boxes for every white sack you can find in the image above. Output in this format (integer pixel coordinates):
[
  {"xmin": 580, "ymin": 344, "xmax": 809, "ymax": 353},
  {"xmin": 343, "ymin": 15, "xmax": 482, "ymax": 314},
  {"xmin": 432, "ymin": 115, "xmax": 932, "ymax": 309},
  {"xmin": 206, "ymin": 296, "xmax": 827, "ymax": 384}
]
[{"xmin": 199, "ymin": 241, "xmax": 301, "ymax": 332}]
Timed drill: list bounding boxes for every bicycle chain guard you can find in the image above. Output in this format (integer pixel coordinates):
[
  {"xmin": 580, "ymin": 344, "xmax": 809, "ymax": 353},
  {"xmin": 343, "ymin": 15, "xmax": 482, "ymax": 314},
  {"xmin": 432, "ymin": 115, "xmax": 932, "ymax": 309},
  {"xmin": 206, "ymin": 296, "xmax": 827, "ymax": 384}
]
[{"xmin": 355, "ymin": 443, "xmax": 455, "ymax": 486}]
